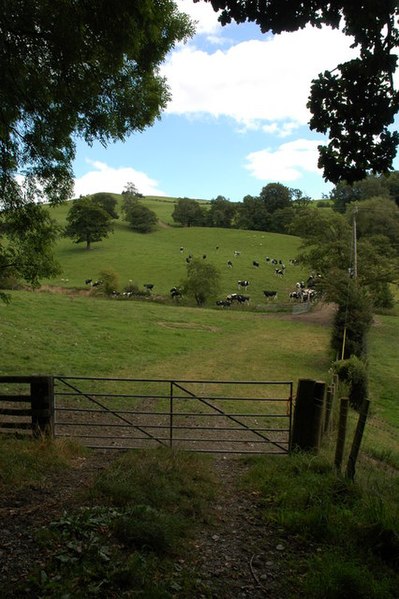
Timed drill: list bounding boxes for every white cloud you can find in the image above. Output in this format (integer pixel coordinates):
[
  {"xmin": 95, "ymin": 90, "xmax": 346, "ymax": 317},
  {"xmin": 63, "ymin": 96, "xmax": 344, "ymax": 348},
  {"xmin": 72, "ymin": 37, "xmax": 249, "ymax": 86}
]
[
  {"xmin": 73, "ymin": 160, "xmax": 166, "ymax": 198},
  {"xmin": 245, "ymin": 139, "xmax": 324, "ymax": 182},
  {"xmin": 162, "ymin": 25, "xmax": 357, "ymax": 129},
  {"xmin": 174, "ymin": 0, "xmax": 222, "ymax": 37}
]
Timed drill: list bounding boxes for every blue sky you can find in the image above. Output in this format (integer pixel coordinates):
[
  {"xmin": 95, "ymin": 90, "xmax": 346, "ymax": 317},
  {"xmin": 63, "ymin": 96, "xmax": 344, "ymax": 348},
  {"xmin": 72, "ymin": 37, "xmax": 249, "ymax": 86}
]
[{"xmin": 72, "ymin": 1, "xmax": 397, "ymax": 202}]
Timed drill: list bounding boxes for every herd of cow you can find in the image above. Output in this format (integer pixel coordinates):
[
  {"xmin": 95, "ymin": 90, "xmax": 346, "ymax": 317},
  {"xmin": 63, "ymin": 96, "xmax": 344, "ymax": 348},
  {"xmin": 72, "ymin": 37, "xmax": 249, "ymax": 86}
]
[{"xmin": 84, "ymin": 247, "xmax": 320, "ymax": 307}]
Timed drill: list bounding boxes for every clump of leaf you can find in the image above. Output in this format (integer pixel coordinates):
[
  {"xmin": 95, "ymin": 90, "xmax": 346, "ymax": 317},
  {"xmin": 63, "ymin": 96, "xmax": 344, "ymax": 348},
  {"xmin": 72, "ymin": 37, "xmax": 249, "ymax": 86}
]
[{"xmin": 334, "ymin": 356, "xmax": 368, "ymax": 411}]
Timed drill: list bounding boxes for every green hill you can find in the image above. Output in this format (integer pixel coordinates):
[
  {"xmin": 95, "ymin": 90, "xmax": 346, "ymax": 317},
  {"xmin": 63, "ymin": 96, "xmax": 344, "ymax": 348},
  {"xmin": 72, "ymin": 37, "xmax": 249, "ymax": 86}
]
[{"xmin": 45, "ymin": 195, "xmax": 307, "ymax": 306}]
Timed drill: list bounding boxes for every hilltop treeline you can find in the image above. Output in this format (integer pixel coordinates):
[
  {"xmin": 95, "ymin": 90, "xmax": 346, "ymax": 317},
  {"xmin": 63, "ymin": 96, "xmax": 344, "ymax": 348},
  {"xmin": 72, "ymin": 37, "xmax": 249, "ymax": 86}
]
[{"xmin": 172, "ymin": 172, "xmax": 399, "ymax": 235}]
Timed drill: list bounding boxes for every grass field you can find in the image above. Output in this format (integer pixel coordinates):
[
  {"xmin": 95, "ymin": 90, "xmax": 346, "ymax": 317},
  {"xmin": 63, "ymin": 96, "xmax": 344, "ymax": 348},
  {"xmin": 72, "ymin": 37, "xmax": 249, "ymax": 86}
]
[
  {"xmin": 1, "ymin": 195, "xmax": 398, "ymax": 464},
  {"xmin": 44, "ymin": 196, "xmax": 306, "ymax": 305},
  {"xmin": 1, "ymin": 197, "xmax": 398, "ymax": 597}
]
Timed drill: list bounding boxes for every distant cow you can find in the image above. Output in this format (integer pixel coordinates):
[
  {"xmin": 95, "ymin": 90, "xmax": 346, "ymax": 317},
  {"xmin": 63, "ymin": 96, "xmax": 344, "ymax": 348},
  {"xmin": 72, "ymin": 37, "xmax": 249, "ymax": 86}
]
[
  {"xmin": 170, "ymin": 286, "xmax": 182, "ymax": 299},
  {"xmin": 252, "ymin": 261, "xmax": 260, "ymax": 268},
  {"xmin": 238, "ymin": 280, "xmax": 249, "ymax": 288},
  {"xmin": 216, "ymin": 299, "xmax": 231, "ymax": 307},
  {"xmin": 85, "ymin": 279, "xmax": 92, "ymax": 285},
  {"xmin": 289, "ymin": 290, "xmax": 302, "ymax": 301},
  {"xmin": 234, "ymin": 250, "xmax": 241, "ymax": 257},
  {"xmin": 235, "ymin": 294, "xmax": 250, "ymax": 303},
  {"xmin": 144, "ymin": 283, "xmax": 154, "ymax": 291},
  {"xmin": 263, "ymin": 290, "xmax": 277, "ymax": 300},
  {"xmin": 227, "ymin": 260, "xmax": 233, "ymax": 268},
  {"xmin": 227, "ymin": 293, "xmax": 249, "ymax": 304},
  {"xmin": 275, "ymin": 268, "xmax": 284, "ymax": 276}
]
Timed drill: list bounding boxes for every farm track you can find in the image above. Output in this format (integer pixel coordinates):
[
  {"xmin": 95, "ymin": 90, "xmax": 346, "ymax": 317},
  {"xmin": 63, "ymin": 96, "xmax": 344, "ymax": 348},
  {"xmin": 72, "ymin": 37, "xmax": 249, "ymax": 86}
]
[{"xmin": 0, "ymin": 450, "xmax": 304, "ymax": 598}]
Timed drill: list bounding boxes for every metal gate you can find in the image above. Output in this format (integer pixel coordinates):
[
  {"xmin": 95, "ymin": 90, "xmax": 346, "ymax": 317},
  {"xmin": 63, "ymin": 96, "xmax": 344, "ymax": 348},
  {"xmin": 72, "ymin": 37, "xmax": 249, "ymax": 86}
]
[{"xmin": 54, "ymin": 377, "xmax": 293, "ymax": 454}]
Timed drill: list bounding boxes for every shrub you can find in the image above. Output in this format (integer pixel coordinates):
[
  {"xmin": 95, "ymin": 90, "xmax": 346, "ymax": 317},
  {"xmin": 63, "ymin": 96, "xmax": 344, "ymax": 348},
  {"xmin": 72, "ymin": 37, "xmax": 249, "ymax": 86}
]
[
  {"xmin": 122, "ymin": 281, "xmax": 150, "ymax": 297},
  {"xmin": 330, "ymin": 282, "xmax": 373, "ymax": 359},
  {"xmin": 333, "ymin": 356, "xmax": 368, "ymax": 411},
  {"xmin": 94, "ymin": 269, "xmax": 119, "ymax": 296}
]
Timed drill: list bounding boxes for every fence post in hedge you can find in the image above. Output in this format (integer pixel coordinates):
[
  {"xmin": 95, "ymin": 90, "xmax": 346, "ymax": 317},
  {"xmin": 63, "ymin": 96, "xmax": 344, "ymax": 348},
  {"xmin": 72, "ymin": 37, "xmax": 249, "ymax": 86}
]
[
  {"xmin": 324, "ymin": 384, "xmax": 334, "ymax": 433},
  {"xmin": 30, "ymin": 376, "xmax": 54, "ymax": 438},
  {"xmin": 346, "ymin": 399, "xmax": 370, "ymax": 481},
  {"xmin": 334, "ymin": 397, "xmax": 349, "ymax": 472},
  {"xmin": 313, "ymin": 381, "xmax": 326, "ymax": 449},
  {"xmin": 292, "ymin": 379, "xmax": 325, "ymax": 453}
]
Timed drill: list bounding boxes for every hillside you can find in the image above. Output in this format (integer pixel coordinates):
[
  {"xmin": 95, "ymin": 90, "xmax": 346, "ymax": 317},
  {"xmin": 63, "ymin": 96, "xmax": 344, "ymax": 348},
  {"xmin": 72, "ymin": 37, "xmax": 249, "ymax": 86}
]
[{"xmin": 44, "ymin": 195, "xmax": 307, "ymax": 306}]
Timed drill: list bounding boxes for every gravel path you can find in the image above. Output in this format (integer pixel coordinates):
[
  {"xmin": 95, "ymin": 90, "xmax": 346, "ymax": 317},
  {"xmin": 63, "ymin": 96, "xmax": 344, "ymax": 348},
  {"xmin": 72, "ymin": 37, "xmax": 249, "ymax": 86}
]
[{"xmin": 0, "ymin": 452, "xmax": 303, "ymax": 598}]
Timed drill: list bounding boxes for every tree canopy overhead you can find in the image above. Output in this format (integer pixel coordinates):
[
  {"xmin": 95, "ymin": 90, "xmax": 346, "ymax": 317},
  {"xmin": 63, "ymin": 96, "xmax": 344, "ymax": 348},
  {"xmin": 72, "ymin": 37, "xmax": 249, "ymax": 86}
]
[
  {"xmin": 0, "ymin": 0, "xmax": 193, "ymax": 206},
  {"xmin": 196, "ymin": 0, "xmax": 399, "ymax": 184}
]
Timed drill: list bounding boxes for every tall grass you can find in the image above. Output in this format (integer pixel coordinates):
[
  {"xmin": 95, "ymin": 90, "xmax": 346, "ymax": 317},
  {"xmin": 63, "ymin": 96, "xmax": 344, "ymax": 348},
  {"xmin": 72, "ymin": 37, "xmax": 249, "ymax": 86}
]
[{"xmin": 242, "ymin": 450, "xmax": 399, "ymax": 598}]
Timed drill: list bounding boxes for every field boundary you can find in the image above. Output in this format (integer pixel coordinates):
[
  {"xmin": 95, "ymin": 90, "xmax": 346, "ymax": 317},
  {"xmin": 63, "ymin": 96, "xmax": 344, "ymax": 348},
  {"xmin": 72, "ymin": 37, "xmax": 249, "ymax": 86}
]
[{"xmin": 53, "ymin": 376, "xmax": 293, "ymax": 454}]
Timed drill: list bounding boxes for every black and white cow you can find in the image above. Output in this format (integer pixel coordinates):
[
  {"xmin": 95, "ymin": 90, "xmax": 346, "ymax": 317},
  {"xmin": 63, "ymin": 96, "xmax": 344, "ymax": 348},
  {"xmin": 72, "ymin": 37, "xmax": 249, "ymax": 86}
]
[
  {"xmin": 263, "ymin": 290, "xmax": 278, "ymax": 300},
  {"xmin": 238, "ymin": 280, "xmax": 249, "ymax": 288},
  {"xmin": 216, "ymin": 299, "xmax": 231, "ymax": 307},
  {"xmin": 170, "ymin": 286, "xmax": 182, "ymax": 299},
  {"xmin": 252, "ymin": 261, "xmax": 260, "ymax": 268},
  {"xmin": 236, "ymin": 294, "xmax": 250, "ymax": 303}
]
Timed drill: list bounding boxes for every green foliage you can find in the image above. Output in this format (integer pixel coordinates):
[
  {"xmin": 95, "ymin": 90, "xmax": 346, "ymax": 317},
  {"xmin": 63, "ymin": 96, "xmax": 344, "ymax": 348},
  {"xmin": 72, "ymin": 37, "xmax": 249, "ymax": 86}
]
[
  {"xmin": 112, "ymin": 504, "xmax": 185, "ymax": 554},
  {"xmin": 93, "ymin": 269, "xmax": 119, "ymax": 296},
  {"xmin": 330, "ymin": 282, "xmax": 373, "ymax": 360},
  {"xmin": 172, "ymin": 198, "xmax": 206, "ymax": 227},
  {"xmin": 206, "ymin": 195, "xmax": 237, "ymax": 227},
  {"xmin": 90, "ymin": 448, "xmax": 215, "ymax": 517},
  {"xmin": 202, "ymin": 0, "xmax": 399, "ymax": 183},
  {"xmin": 91, "ymin": 193, "xmax": 119, "ymax": 219},
  {"xmin": 18, "ymin": 448, "xmax": 216, "ymax": 598},
  {"xmin": 330, "ymin": 176, "xmax": 391, "ymax": 213},
  {"xmin": 304, "ymin": 552, "xmax": 396, "ymax": 599},
  {"xmin": 291, "ymin": 203, "xmax": 398, "ymax": 310},
  {"xmin": 122, "ymin": 181, "xmax": 143, "ymax": 199},
  {"xmin": 182, "ymin": 257, "xmax": 221, "ymax": 305},
  {"xmin": 243, "ymin": 451, "xmax": 399, "ymax": 597},
  {"xmin": 236, "ymin": 184, "xmax": 308, "ymax": 233},
  {"xmin": 0, "ymin": 1, "xmax": 194, "ymax": 206},
  {"xmin": 122, "ymin": 281, "xmax": 150, "ymax": 297},
  {"xmin": 0, "ymin": 202, "xmax": 61, "ymax": 301},
  {"xmin": 334, "ymin": 356, "xmax": 369, "ymax": 411},
  {"xmin": 0, "ymin": 437, "xmax": 86, "ymax": 490},
  {"xmin": 122, "ymin": 197, "xmax": 158, "ymax": 233},
  {"xmin": 64, "ymin": 196, "xmax": 113, "ymax": 249}
]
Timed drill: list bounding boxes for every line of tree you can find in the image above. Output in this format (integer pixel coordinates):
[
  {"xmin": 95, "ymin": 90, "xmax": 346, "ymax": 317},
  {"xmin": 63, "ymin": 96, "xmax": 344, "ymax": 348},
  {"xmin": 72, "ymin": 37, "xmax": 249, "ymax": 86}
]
[{"xmin": 172, "ymin": 184, "xmax": 312, "ymax": 233}]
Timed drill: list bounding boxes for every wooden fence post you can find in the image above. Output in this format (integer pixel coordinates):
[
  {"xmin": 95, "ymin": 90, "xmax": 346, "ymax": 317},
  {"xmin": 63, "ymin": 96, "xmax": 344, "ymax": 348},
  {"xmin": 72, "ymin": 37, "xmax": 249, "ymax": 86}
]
[
  {"xmin": 313, "ymin": 381, "xmax": 326, "ymax": 449},
  {"xmin": 292, "ymin": 379, "xmax": 325, "ymax": 453},
  {"xmin": 324, "ymin": 384, "xmax": 334, "ymax": 433},
  {"xmin": 30, "ymin": 376, "xmax": 54, "ymax": 438},
  {"xmin": 346, "ymin": 399, "xmax": 370, "ymax": 481},
  {"xmin": 334, "ymin": 397, "xmax": 349, "ymax": 472}
]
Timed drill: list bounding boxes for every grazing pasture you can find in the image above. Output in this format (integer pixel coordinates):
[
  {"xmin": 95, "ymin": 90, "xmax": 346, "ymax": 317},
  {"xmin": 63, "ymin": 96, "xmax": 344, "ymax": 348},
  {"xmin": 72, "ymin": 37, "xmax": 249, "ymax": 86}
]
[
  {"xmin": 3, "ymin": 195, "xmax": 399, "ymax": 464},
  {"xmin": 0, "ymin": 291, "xmax": 330, "ymax": 383},
  {"xmin": 44, "ymin": 195, "xmax": 306, "ymax": 306}
]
